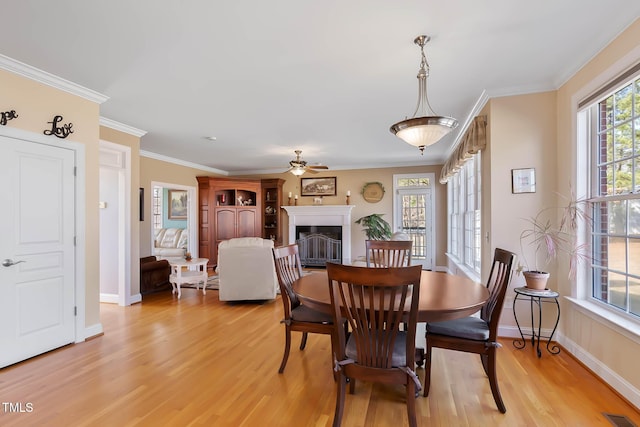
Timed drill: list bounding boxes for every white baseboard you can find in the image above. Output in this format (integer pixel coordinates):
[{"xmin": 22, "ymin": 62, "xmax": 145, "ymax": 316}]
[
  {"xmin": 82, "ymin": 322, "xmax": 104, "ymax": 342},
  {"xmin": 100, "ymin": 292, "xmax": 142, "ymax": 305},
  {"xmin": 559, "ymin": 333, "xmax": 640, "ymax": 409},
  {"xmin": 128, "ymin": 293, "xmax": 142, "ymax": 305},
  {"xmin": 99, "ymin": 293, "xmax": 119, "ymax": 304}
]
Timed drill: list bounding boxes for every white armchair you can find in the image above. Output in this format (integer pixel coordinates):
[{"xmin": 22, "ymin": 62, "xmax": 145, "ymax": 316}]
[{"xmin": 217, "ymin": 237, "xmax": 278, "ymax": 301}]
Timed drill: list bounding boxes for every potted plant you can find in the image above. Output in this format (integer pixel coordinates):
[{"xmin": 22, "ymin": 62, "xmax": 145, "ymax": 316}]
[
  {"xmin": 518, "ymin": 193, "xmax": 591, "ymax": 290},
  {"xmin": 355, "ymin": 213, "xmax": 392, "ymax": 240}
]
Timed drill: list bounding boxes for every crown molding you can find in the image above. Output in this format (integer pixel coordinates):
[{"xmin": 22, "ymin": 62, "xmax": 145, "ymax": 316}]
[
  {"xmin": 99, "ymin": 117, "xmax": 147, "ymax": 137},
  {"xmin": 0, "ymin": 54, "xmax": 108, "ymax": 104},
  {"xmin": 140, "ymin": 150, "xmax": 228, "ymax": 176}
]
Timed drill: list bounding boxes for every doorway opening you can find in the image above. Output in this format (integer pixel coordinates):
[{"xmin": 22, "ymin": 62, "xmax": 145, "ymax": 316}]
[{"xmin": 150, "ymin": 181, "xmax": 197, "ymax": 261}]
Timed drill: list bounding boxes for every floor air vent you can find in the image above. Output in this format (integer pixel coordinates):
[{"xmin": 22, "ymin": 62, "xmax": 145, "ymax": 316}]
[{"xmin": 603, "ymin": 413, "xmax": 637, "ymax": 427}]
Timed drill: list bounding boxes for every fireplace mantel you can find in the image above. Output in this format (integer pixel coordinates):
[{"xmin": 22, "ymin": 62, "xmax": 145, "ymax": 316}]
[{"xmin": 283, "ymin": 205, "xmax": 354, "ymax": 265}]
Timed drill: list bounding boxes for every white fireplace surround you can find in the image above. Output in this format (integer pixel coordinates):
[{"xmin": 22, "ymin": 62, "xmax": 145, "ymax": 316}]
[{"xmin": 283, "ymin": 205, "xmax": 354, "ymax": 265}]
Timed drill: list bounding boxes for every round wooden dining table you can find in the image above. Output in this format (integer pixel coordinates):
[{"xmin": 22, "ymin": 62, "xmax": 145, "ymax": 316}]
[{"xmin": 293, "ymin": 269, "xmax": 489, "ymax": 323}]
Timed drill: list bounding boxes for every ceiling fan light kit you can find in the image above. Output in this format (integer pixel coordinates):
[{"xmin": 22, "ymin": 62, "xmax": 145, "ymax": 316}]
[
  {"xmin": 286, "ymin": 150, "xmax": 328, "ymax": 176},
  {"xmin": 390, "ymin": 35, "xmax": 458, "ymax": 154}
]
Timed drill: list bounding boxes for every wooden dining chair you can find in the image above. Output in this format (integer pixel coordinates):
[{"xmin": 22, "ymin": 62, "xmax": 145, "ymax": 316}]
[
  {"xmin": 272, "ymin": 244, "xmax": 336, "ymax": 374},
  {"xmin": 326, "ymin": 262, "xmax": 423, "ymax": 427},
  {"xmin": 365, "ymin": 239, "xmax": 412, "ymax": 267},
  {"xmin": 423, "ymin": 247, "xmax": 516, "ymax": 413}
]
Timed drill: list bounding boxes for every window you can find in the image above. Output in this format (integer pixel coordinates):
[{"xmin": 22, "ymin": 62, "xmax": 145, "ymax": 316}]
[
  {"xmin": 448, "ymin": 152, "xmax": 481, "ymax": 274},
  {"xmin": 152, "ymin": 187, "xmax": 163, "ymax": 230},
  {"xmin": 585, "ymin": 73, "xmax": 640, "ymax": 317}
]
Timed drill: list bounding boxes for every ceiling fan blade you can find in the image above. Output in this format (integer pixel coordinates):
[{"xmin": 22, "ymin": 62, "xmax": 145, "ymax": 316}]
[
  {"xmin": 308, "ymin": 165, "xmax": 328, "ymax": 170},
  {"xmin": 306, "ymin": 168, "xmax": 319, "ymax": 174}
]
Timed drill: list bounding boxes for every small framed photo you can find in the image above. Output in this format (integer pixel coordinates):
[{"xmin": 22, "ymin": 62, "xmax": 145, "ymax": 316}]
[
  {"xmin": 512, "ymin": 168, "xmax": 536, "ymax": 194},
  {"xmin": 301, "ymin": 177, "xmax": 337, "ymax": 197},
  {"xmin": 168, "ymin": 189, "xmax": 188, "ymax": 219}
]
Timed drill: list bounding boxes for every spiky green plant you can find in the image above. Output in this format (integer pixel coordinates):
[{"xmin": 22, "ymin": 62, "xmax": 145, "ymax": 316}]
[{"xmin": 355, "ymin": 213, "xmax": 392, "ymax": 240}]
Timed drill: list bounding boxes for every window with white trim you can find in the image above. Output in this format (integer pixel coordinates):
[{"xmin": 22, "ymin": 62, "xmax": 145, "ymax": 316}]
[
  {"xmin": 583, "ymin": 72, "xmax": 640, "ymax": 318},
  {"xmin": 152, "ymin": 187, "xmax": 163, "ymax": 230},
  {"xmin": 448, "ymin": 152, "xmax": 481, "ymax": 274}
]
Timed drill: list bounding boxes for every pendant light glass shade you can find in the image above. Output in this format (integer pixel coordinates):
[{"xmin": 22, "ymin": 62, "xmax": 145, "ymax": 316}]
[{"xmin": 390, "ymin": 35, "xmax": 457, "ymax": 152}]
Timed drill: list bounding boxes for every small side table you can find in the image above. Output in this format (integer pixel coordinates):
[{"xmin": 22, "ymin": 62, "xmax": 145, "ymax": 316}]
[
  {"xmin": 512, "ymin": 286, "xmax": 561, "ymax": 358},
  {"xmin": 167, "ymin": 257, "xmax": 209, "ymax": 299}
]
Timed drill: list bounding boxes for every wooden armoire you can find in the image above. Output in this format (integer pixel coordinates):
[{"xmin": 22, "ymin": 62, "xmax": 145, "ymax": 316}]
[{"xmin": 196, "ymin": 177, "xmax": 262, "ymax": 269}]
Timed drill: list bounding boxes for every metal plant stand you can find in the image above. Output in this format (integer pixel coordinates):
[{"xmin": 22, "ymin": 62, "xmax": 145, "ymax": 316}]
[{"xmin": 512, "ymin": 286, "xmax": 561, "ymax": 358}]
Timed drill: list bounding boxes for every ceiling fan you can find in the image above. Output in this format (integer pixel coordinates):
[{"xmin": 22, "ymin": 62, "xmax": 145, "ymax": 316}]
[{"xmin": 285, "ymin": 150, "xmax": 328, "ymax": 176}]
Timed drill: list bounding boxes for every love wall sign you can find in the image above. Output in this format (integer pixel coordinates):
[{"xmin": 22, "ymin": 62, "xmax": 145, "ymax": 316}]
[{"xmin": 44, "ymin": 115, "xmax": 73, "ymax": 139}]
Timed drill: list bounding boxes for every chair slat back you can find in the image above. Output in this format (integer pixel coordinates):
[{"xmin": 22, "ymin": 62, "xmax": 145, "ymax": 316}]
[
  {"xmin": 365, "ymin": 240, "xmax": 413, "ymax": 268},
  {"xmin": 481, "ymin": 248, "xmax": 516, "ymax": 338},
  {"xmin": 327, "ymin": 263, "xmax": 422, "ymax": 369},
  {"xmin": 272, "ymin": 245, "xmax": 304, "ymax": 313}
]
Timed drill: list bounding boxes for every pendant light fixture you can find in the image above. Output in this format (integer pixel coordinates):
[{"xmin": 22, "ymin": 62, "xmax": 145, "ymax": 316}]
[{"xmin": 390, "ymin": 35, "xmax": 458, "ymax": 154}]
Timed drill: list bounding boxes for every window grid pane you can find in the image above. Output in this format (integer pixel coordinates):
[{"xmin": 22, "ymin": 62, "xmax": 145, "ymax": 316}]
[
  {"xmin": 152, "ymin": 187, "xmax": 162, "ymax": 230},
  {"xmin": 590, "ymin": 74, "xmax": 640, "ymax": 318},
  {"xmin": 447, "ymin": 153, "xmax": 481, "ymax": 275}
]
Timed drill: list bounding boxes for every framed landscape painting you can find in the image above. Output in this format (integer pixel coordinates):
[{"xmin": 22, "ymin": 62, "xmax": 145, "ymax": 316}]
[
  {"xmin": 301, "ymin": 177, "xmax": 337, "ymax": 196},
  {"xmin": 168, "ymin": 189, "xmax": 188, "ymax": 219}
]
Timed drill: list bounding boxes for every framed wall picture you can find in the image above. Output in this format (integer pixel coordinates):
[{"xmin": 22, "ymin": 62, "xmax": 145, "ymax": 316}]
[
  {"xmin": 168, "ymin": 189, "xmax": 188, "ymax": 219},
  {"xmin": 300, "ymin": 177, "xmax": 337, "ymax": 196},
  {"xmin": 139, "ymin": 188, "xmax": 144, "ymax": 221},
  {"xmin": 512, "ymin": 168, "xmax": 536, "ymax": 194}
]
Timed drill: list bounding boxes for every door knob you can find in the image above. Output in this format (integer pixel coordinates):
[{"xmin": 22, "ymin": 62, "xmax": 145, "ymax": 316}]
[{"xmin": 2, "ymin": 259, "xmax": 25, "ymax": 267}]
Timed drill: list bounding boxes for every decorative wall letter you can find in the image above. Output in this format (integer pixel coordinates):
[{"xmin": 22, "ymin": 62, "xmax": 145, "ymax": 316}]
[
  {"xmin": 0, "ymin": 110, "xmax": 18, "ymax": 126},
  {"xmin": 44, "ymin": 115, "xmax": 74, "ymax": 138}
]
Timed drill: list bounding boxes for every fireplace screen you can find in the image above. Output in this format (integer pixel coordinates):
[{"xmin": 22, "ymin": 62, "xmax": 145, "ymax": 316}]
[{"xmin": 296, "ymin": 226, "xmax": 342, "ymax": 267}]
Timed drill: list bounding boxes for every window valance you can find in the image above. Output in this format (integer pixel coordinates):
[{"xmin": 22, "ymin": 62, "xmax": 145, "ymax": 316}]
[{"xmin": 439, "ymin": 115, "xmax": 487, "ymax": 184}]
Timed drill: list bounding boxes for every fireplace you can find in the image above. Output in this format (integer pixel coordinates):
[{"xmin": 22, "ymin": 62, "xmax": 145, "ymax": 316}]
[
  {"xmin": 296, "ymin": 226, "xmax": 342, "ymax": 267},
  {"xmin": 283, "ymin": 205, "xmax": 354, "ymax": 265}
]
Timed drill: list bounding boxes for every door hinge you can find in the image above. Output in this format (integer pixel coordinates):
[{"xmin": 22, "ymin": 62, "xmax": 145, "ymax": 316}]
[
  {"xmin": 74, "ymin": 306, "xmax": 77, "ymax": 316},
  {"xmin": 73, "ymin": 166, "xmax": 77, "ymax": 176},
  {"xmin": 73, "ymin": 236, "xmax": 77, "ymax": 246}
]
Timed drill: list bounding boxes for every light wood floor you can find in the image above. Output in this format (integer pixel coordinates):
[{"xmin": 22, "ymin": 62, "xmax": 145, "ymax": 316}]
[{"xmin": 1, "ymin": 288, "xmax": 639, "ymax": 427}]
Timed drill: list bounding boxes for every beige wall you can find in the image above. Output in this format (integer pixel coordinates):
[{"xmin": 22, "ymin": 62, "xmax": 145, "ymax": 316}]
[
  {"xmin": 486, "ymin": 91, "xmax": 558, "ymax": 284},
  {"xmin": 480, "ymin": 91, "xmax": 560, "ymax": 334},
  {"xmin": 556, "ymin": 19, "xmax": 640, "ymax": 394},
  {"xmin": 1, "ymin": 68, "xmax": 102, "ymax": 330}
]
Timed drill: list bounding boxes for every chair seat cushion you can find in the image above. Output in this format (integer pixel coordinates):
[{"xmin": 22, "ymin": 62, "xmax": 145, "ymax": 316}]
[
  {"xmin": 291, "ymin": 305, "xmax": 333, "ymax": 324},
  {"xmin": 345, "ymin": 331, "xmax": 407, "ymax": 367},
  {"xmin": 427, "ymin": 316, "xmax": 489, "ymax": 341}
]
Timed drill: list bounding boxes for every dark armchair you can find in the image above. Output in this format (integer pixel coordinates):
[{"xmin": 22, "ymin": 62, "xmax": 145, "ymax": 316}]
[{"xmin": 140, "ymin": 256, "xmax": 171, "ymax": 295}]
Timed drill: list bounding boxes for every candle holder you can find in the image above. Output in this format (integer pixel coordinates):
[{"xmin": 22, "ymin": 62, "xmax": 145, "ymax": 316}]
[
  {"xmin": 294, "ymin": 197, "xmax": 298, "ymax": 206},
  {"xmin": 346, "ymin": 195, "xmax": 351, "ymax": 205},
  {"xmin": 288, "ymin": 196, "xmax": 292, "ymax": 206}
]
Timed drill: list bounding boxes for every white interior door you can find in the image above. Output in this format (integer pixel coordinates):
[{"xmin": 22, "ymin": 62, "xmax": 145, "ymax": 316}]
[{"xmin": 0, "ymin": 135, "xmax": 76, "ymax": 368}]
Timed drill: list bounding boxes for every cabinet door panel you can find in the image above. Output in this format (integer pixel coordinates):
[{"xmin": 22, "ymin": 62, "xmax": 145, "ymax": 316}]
[
  {"xmin": 237, "ymin": 208, "xmax": 257, "ymax": 237},
  {"xmin": 215, "ymin": 208, "xmax": 236, "ymax": 240}
]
